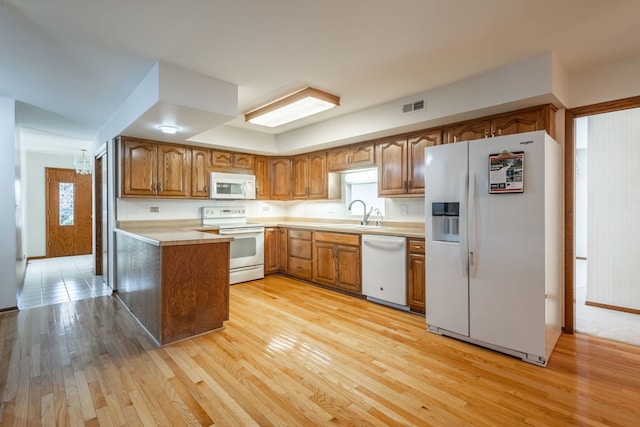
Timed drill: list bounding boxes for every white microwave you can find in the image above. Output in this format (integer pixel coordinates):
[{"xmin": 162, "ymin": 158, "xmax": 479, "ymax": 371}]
[{"xmin": 209, "ymin": 172, "xmax": 256, "ymax": 199}]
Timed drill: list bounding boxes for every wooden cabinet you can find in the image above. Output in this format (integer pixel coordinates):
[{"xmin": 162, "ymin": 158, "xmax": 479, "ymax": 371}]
[
  {"xmin": 268, "ymin": 157, "xmax": 292, "ymax": 200},
  {"xmin": 190, "ymin": 148, "xmax": 211, "ymax": 198},
  {"xmin": 211, "ymin": 150, "xmax": 254, "ymax": 171},
  {"xmin": 278, "ymin": 228, "xmax": 288, "ymax": 274},
  {"xmin": 288, "ymin": 229, "xmax": 313, "ymax": 280},
  {"xmin": 264, "ymin": 227, "xmax": 279, "ymax": 274},
  {"xmin": 254, "ymin": 156, "xmax": 270, "ymax": 200},
  {"xmin": 377, "ymin": 129, "xmax": 443, "ymax": 196},
  {"xmin": 313, "ymin": 232, "xmax": 361, "ymax": 294},
  {"xmin": 328, "ymin": 141, "xmax": 375, "ymax": 172},
  {"xmin": 292, "ymin": 151, "xmax": 340, "ymax": 200},
  {"xmin": 444, "ymin": 104, "xmax": 556, "ymax": 143},
  {"xmin": 120, "ymin": 137, "xmax": 190, "ymax": 198},
  {"xmin": 407, "ymin": 238, "xmax": 425, "ymax": 314}
]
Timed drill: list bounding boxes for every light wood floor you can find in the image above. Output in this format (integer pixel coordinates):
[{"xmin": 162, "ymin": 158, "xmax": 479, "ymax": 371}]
[{"xmin": 1, "ymin": 275, "xmax": 639, "ymax": 426}]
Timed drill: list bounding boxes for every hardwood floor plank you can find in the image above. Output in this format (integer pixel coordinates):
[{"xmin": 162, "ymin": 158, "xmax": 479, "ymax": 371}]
[{"xmin": 2, "ymin": 277, "xmax": 640, "ymax": 425}]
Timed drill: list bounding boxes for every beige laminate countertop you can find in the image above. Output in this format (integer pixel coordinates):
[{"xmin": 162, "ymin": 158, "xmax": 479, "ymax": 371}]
[
  {"xmin": 115, "ymin": 221, "xmax": 233, "ymax": 247},
  {"xmin": 261, "ymin": 221, "xmax": 425, "ymax": 239}
]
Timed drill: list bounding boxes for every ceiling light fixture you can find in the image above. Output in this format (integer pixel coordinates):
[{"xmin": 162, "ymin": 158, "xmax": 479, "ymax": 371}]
[
  {"xmin": 245, "ymin": 87, "xmax": 340, "ymax": 128},
  {"xmin": 159, "ymin": 125, "xmax": 179, "ymax": 134},
  {"xmin": 74, "ymin": 149, "xmax": 92, "ymax": 175}
]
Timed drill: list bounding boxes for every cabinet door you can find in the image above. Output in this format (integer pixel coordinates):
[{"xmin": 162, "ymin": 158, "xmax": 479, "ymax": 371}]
[
  {"xmin": 211, "ymin": 150, "xmax": 234, "ymax": 169},
  {"xmin": 231, "ymin": 152, "xmax": 254, "ymax": 170},
  {"xmin": 264, "ymin": 227, "xmax": 279, "ymax": 274},
  {"xmin": 121, "ymin": 138, "xmax": 157, "ymax": 197},
  {"xmin": 335, "ymin": 245, "xmax": 361, "ymax": 293},
  {"xmin": 408, "ymin": 252, "xmax": 426, "ymax": 313},
  {"xmin": 407, "ymin": 130, "xmax": 442, "ymax": 195},
  {"xmin": 350, "ymin": 142, "xmax": 375, "ymax": 169},
  {"xmin": 313, "ymin": 242, "xmax": 337, "ymax": 286},
  {"xmin": 307, "ymin": 152, "xmax": 328, "ymax": 199},
  {"xmin": 278, "ymin": 228, "xmax": 288, "ymax": 274},
  {"xmin": 445, "ymin": 120, "xmax": 491, "ymax": 143},
  {"xmin": 291, "ymin": 155, "xmax": 309, "ymax": 199},
  {"xmin": 491, "ymin": 109, "xmax": 544, "ymax": 137},
  {"xmin": 327, "ymin": 146, "xmax": 352, "ymax": 172},
  {"xmin": 191, "ymin": 148, "xmax": 211, "ymax": 198},
  {"xmin": 377, "ymin": 138, "xmax": 408, "ymax": 196},
  {"xmin": 269, "ymin": 158, "xmax": 292, "ymax": 200},
  {"xmin": 254, "ymin": 156, "xmax": 270, "ymax": 200},
  {"xmin": 157, "ymin": 144, "xmax": 190, "ymax": 197}
]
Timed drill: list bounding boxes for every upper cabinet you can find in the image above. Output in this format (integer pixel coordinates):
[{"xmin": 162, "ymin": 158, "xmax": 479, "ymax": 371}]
[
  {"xmin": 444, "ymin": 104, "xmax": 556, "ymax": 143},
  {"xmin": 268, "ymin": 157, "xmax": 292, "ymax": 200},
  {"xmin": 211, "ymin": 150, "xmax": 254, "ymax": 172},
  {"xmin": 120, "ymin": 137, "xmax": 190, "ymax": 198},
  {"xmin": 254, "ymin": 156, "xmax": 270, "ymax": 200},
  {"xmin": 190, "ymin": 148, "xmax": 211, "ymax": 199},
  {"xmin": 292, "ymin": 151, "xmax": 341, "ymax": 200},
  {"xmin": 377, "ymin": 129, "xmax": 443, "ymax": 196},
  {"xmin": 328, "ymin": 141, "xmax": 375, "ymax": 172}
]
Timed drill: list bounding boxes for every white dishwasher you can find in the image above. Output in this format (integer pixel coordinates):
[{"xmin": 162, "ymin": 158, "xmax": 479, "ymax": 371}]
[{"xmin": 362, "ymin": 234, "xmax": 408, "ymax": 310}]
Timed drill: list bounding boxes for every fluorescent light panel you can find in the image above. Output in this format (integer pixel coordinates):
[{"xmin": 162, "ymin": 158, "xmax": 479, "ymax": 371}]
[{"xmin": 245, "ymin": 87, "xmax": 340, "ymax": 127}]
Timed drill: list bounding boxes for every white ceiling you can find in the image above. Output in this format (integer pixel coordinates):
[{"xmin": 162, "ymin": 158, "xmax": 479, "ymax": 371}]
[{"xmin": 3, "ymin": 0, "xmax": 640, "ymax": 151}]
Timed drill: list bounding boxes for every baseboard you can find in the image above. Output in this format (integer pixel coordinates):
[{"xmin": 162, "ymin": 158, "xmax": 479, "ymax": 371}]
[{"xmin": 585, "ymin": 300, "xmax": 640, "ymax": 315}]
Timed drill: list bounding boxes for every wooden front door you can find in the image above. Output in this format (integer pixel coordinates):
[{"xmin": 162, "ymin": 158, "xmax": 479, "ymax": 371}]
[{"xmin": 46, "ymin": 168, "xmax": 92, "ymax": 257}]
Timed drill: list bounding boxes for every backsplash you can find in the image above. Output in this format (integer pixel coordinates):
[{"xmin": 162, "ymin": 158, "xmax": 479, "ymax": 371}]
[{"xmin": 116, "ymin": 197, "xmax": 425, "ymax": 222}]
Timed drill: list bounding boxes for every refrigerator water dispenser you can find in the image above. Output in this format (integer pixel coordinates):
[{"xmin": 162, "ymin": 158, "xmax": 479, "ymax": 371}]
[{"xmin": 432, "ymin": 202, "xmax": 460, "ymax": 243}]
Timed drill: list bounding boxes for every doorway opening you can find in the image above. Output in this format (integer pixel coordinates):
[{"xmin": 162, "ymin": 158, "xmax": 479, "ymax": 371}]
[{"xmin": 566, "ymin": 98, "xmax": 640, "ymax": 346}]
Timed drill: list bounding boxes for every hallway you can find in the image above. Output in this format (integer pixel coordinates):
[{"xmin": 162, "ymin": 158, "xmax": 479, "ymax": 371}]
[{"xmin": 19, "ymin": 255, "xmax": 111, "ymax": 309}]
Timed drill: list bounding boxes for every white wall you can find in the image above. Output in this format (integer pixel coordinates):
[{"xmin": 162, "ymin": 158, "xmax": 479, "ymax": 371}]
[
  {"xmin": 568, "ymin": 55, "xmax": 640, "ymax": 108},
  {"xmin": 0, "ymin": 97, "xmax": 18, "ymax": 310},
  {"xmin": 24, "ymin": 151, "xmax": 75, "ymax": 257}
]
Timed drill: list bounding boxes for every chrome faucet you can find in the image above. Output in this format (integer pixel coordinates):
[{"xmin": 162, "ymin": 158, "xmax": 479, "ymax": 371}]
[
  {"xmin": 373, "ymin": 208, "xmax": 384, "ymax": 227},
  {"xmin": 348, "ymin": 199, "xmax": 373, "ymax": 225}
]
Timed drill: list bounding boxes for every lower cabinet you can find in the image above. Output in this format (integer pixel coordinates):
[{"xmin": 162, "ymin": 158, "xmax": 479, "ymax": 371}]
[
  {"xmin": 407, "ymin": 238, "xmax": 426, "ymax": 313},
  {"xmin": 264, "ymin": 227, "xmax": 279, "ymax": 274},
  {"xmin": 288, "ymin": 229, "xmax": 313, "ymax": 280},
  {"xmin": 313, "ymin": 232, "xmax": 361, "ymax": 294}
]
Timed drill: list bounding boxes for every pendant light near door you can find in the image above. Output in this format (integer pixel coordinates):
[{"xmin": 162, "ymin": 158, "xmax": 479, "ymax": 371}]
[{"xmin": 74, "ymin": 149, "xmax": 92, "ymax": 175}]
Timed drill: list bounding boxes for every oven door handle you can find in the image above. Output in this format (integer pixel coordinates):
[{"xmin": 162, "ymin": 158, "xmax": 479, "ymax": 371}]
[{"xmin": 218, "ymin": 228, "xmax": 265, "ymax": 235}]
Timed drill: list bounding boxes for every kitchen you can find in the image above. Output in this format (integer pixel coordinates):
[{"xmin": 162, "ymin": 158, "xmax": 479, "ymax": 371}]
[{"xmin": 3, "ymin": 1, "xmax": 640, "ymax": 425}]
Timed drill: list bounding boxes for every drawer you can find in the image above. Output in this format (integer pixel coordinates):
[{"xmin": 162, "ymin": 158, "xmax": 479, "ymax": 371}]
[
  {"xmin": 289, "ymin": 229, "xmax": 312, "ymax": 240},
  {"xmin": 314, "ymin": 232, "xmax": 360, "ymax": 246},
  {"xmin": 408, "ymin": 239, "xmax": 425, "ymax": 254},
  {"xmin": 288, "ymin": 257, "xmax": 312, "ymax": 280},
  {"xmin": 289, "ymin": 239, "xmax": 312, "ymax": 259}
]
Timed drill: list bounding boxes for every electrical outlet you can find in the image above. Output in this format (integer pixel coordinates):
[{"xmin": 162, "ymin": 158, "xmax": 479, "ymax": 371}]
[
  {"xmin": 149, "ymin": 206, "xmax": 159, "ymax": 213},
  {"xmin": 262, "ymin": 206, "xmax": 270, "ymax": 212},
  {"xmin": 399, "ymin": 204, "xmax": 408, "ymax": 215}
]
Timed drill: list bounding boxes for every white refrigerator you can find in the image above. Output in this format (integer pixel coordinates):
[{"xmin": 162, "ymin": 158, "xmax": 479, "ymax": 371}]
[{"xmin": 425, "ymin": 130, "xmax": 563, "ymax": 366}]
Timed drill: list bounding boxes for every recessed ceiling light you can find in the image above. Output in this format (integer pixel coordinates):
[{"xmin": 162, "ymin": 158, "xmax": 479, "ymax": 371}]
[{"xmin": 159, "ymin": 125, "xmax": 179, "ymax": 134}]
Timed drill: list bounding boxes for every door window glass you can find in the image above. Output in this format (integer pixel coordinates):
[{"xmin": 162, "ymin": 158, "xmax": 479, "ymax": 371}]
[{"xmin": 59, "ymin": 182, "xmax": 74, "ymax": 225}]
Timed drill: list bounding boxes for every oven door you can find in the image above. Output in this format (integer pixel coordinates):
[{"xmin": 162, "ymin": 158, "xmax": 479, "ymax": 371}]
[{"xmin": 218, "ymin": 227, "xmax": 265, "ymax": 270}]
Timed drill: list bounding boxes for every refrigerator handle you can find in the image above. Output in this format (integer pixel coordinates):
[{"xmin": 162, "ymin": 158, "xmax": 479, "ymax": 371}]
[
  {"xmin": 468, "ymin": 171, "xmax": 476, "ymax": 269},
  {"xmin": 459, "ymin": 170, "xmax": 468, "ymax": 277}
]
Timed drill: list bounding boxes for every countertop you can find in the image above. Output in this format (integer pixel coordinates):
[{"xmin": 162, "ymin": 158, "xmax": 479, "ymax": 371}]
[
  {"xmin": 115, "ymin": 218, "xmax": 426, "ymax": 242},
  {"xmin": 115, "ymin": 220, "xmax": 234, "ymax": 246},
  {"xmin": 258, "ymin": 219, "xmax": 425, "ymax": 239}
]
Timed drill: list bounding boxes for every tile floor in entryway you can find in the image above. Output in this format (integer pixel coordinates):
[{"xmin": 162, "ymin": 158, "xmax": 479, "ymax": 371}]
[{"xmin": 19, "ymin": 255, "xmax": 112, "ymax": 309}]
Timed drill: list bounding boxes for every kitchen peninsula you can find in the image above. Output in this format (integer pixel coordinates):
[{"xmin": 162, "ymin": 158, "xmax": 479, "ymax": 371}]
[{"xmin": 115, "ymin": 221, "xmax": 233, "ymax": 345}]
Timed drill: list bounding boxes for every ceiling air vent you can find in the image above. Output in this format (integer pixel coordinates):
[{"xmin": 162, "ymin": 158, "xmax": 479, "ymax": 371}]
[{"xmin": 402, "ymin": 99, "xmax": 425, "ymax": 113}]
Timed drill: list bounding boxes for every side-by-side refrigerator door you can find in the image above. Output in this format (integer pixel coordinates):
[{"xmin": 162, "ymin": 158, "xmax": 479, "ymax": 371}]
[
  {"xmin": 467, "ymin": 132, "xmax": 547, "ymax": 357},
  {"xmin": 425, "ymin": 141, "xmax": 469, "ymax": 337}
]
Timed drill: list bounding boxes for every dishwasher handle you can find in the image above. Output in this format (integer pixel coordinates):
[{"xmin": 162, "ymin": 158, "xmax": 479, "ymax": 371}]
[{"xmin": 363, "ymin": 239, "xmax": 405, "ymax": 250}]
